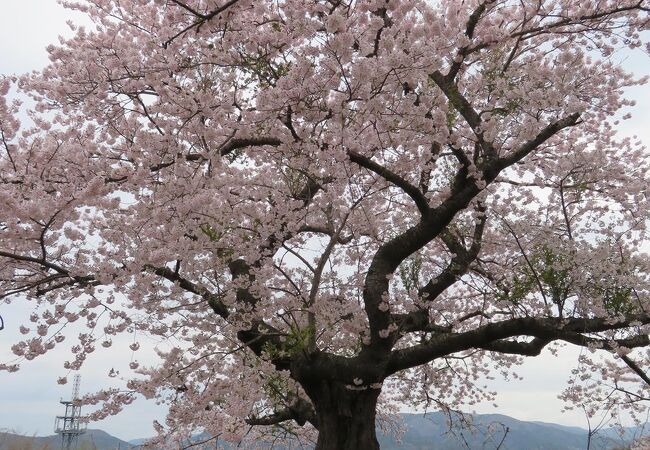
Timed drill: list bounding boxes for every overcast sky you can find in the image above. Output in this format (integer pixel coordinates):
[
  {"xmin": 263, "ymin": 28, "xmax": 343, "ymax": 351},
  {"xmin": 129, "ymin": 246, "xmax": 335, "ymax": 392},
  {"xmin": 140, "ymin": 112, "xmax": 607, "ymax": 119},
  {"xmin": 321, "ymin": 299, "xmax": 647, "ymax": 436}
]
[{"xmin": 0, "ymin": 0, "xmax": 649, "ymax": 443}]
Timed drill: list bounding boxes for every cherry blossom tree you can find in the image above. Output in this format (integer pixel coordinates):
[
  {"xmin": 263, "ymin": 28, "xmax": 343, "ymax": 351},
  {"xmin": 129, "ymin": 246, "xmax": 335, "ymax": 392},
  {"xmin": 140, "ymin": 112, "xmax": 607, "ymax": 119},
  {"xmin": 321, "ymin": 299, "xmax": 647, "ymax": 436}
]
[{"xmin": 1, "ymin": 1, "xmax": 650, "ymax": 448}]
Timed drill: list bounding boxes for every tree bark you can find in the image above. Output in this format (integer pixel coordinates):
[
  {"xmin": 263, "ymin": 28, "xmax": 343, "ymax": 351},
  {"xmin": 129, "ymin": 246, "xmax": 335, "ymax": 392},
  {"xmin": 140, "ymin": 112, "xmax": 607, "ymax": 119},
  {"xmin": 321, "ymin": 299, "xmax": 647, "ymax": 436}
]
[{"xmin": 307, "ymin": 380, "xmax": 381, "ymax": 450}]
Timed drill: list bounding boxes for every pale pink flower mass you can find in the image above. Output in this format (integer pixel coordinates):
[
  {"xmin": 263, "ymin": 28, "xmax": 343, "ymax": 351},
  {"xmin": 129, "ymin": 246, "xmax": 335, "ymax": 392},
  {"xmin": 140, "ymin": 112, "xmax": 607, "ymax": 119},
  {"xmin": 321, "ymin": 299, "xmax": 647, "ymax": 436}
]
[{"xmin": 0, "ymin": 1, "xmax": 649, "ymax": 449}]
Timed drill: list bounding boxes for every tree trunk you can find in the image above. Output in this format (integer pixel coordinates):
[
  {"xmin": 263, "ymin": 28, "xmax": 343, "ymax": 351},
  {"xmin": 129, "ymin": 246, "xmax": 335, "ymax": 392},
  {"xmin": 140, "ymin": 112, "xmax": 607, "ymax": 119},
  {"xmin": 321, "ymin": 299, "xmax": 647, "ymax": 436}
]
[{"xmin": 308, "ymin": 381, "xmax": 381, "ymax": 450}]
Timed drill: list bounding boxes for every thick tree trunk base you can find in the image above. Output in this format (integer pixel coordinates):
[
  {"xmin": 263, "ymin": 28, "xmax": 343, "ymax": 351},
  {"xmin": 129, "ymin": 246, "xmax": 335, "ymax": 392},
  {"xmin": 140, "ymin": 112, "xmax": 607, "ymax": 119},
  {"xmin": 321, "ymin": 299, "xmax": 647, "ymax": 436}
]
[{"xmin": 307, "ymin": 381, "xmax": 381, "ymax": 450}]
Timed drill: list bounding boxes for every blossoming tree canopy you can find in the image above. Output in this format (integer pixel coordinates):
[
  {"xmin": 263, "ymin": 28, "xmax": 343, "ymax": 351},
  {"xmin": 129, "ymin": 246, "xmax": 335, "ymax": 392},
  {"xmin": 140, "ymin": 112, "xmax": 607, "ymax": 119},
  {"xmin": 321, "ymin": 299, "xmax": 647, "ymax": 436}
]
[{"xmin": 1, "ymin": 0, "xmax": 650, "ymax": 448}]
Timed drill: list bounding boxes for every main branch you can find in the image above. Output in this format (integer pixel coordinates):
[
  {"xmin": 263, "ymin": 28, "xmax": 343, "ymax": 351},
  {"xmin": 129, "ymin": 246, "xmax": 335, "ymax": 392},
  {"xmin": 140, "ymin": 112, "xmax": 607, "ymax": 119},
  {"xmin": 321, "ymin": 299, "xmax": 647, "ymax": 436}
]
[{"xmin": 387, "ymin": 315, "xmax": 650, "ymax": 374}]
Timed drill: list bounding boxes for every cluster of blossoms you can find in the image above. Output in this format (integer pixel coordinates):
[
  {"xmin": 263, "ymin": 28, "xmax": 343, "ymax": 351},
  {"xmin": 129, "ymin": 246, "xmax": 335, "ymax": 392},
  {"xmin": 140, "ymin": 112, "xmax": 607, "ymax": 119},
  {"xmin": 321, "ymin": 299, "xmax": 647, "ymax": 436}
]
[{"xmin": 1, "ymin": 1, "xmax": 649, "ymax": 449}]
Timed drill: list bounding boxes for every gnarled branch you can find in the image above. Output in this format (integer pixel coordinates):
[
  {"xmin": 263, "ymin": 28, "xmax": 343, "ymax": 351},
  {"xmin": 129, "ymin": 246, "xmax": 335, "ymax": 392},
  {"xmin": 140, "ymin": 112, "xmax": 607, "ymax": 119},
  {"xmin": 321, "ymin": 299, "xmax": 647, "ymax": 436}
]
[
  {"xmin": 246, "ymin": 397, "xmax": 318, "ymax": 429},
  {"xmin": 348, "ymin": 150, "xmax": 430, "ymax": 216},
  {"xmin": 387, "ymin": 314, "xmax": 650, "ymax": 374}
]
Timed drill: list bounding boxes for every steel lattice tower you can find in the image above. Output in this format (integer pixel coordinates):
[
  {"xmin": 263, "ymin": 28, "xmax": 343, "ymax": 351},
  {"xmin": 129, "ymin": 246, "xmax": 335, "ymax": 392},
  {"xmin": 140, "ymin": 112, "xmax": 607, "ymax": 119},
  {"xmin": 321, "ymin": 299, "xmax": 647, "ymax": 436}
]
[{"xmin": 54, "ymin": 374, "xmax": 86, "ymax": 450}]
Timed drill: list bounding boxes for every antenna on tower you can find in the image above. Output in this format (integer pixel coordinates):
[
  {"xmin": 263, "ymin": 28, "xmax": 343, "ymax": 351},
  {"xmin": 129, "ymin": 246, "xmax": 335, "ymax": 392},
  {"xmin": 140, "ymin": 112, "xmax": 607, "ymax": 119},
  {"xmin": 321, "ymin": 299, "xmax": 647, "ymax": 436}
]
[
  {"xmin": 54, "ymin": 373, "xmax": 87, "ymax": 450},
  {"xmin": 72, "ymin": 373, "xmax": 81, "ymax": 400}
]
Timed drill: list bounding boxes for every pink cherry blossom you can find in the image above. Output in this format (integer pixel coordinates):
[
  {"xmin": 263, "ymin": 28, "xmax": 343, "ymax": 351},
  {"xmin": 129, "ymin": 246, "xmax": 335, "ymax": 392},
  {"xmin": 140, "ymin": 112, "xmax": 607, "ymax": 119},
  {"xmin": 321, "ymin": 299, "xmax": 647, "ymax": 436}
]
[{"xmin": 1, "ymin": 1, "xmax": 650, "ymax": 449}]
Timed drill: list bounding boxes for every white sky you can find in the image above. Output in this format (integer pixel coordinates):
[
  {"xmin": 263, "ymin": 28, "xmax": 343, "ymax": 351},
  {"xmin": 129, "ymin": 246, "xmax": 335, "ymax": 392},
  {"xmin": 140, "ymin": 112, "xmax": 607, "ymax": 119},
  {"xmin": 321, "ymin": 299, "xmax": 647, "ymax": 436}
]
[{"xmin": 0, "ymin": 0, "xmax": 649, "ymax": 443}]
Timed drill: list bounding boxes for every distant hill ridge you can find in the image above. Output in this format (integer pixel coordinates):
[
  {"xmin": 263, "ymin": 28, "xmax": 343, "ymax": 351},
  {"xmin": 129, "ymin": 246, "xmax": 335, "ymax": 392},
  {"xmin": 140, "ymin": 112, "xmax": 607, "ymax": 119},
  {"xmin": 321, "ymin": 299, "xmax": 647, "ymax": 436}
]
[
  {"xmin": 0, "ymin": 429, "xmax": 131, "ymax": 450},
  {"xmin": 1, "ymin": 412, "xmax": 646, "ymax": 449}
]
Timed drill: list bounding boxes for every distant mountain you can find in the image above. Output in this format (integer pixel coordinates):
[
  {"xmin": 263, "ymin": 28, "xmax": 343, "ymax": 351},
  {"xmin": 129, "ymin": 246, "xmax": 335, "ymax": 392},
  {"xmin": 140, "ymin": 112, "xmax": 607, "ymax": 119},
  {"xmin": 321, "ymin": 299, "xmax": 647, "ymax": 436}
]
[
  {"xmin": 3, "ymin": 413, "xmax": 647, "ymax": 450},
  {"xmin": 377, "ymin": 413, "xmax": 639, "ymax": 450},
  {"xmin": 0, "ymin": 429, "xmax": 132, "ymax": 450}
]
